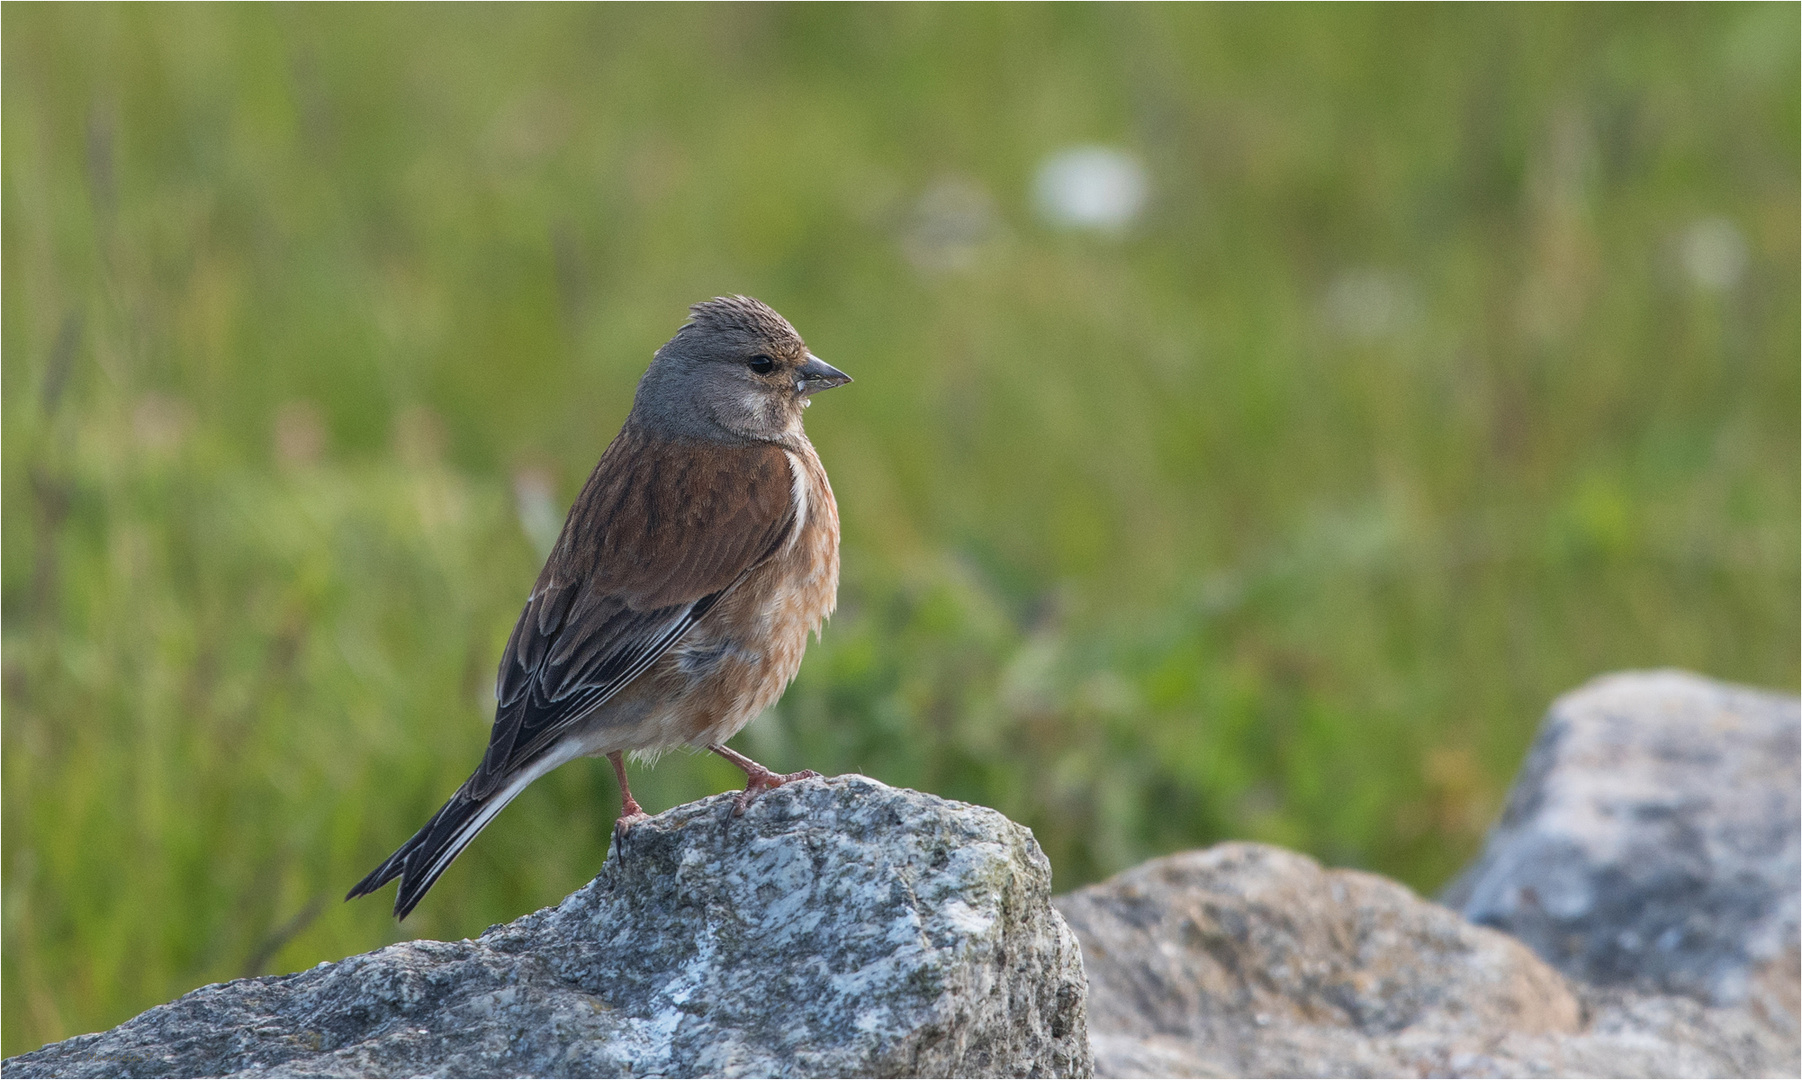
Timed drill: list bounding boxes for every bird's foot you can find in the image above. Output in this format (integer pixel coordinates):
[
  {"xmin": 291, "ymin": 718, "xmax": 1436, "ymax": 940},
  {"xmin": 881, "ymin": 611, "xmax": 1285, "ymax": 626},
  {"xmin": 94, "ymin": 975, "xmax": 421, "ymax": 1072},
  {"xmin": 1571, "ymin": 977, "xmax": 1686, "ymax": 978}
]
[
  {"xmin": 607, "ymin": 752, "xmax": 652, "ymax": 846},
  {"xmin": 611, "ymin": 791, "xmax": 651, "ymax": 845},
  {"xmin": 732, "ymin": 766, "xmax": 821, "ymax": 816}
]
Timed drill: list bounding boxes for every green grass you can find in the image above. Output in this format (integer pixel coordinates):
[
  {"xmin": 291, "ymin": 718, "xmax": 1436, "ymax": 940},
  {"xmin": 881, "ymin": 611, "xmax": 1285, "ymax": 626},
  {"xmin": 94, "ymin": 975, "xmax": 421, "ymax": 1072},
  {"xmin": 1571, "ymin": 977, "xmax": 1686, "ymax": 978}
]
[{"xmin": 4, "ymin": 3, "xmax": 1797, "ymax": 1056}]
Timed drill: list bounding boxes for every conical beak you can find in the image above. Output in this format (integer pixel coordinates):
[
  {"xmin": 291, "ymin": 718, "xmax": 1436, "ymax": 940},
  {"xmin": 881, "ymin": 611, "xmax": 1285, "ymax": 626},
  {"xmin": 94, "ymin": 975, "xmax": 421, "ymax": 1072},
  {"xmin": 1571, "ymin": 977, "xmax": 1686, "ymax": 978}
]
[{"xmin": 796, "ymin": 353, "xmax": 852, "ymax": 396}]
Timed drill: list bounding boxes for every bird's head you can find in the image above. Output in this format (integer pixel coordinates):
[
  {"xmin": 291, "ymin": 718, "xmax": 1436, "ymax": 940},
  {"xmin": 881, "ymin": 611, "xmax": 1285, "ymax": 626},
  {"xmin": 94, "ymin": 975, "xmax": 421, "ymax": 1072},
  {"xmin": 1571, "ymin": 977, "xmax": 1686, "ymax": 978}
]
[{"xmin": 632, "ymin": 295, "xmax": 851, "ymax": 444}]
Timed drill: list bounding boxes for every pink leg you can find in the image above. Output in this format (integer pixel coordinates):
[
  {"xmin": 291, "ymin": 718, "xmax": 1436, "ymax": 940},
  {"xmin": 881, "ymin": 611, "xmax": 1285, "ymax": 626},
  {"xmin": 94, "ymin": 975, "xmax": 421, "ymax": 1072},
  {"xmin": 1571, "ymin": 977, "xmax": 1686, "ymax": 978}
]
[
  {"xmin": 709, "ymin": 743, "xmax": 820, "ymax": 816},
  {"xmin": 609, "ymin": 751, "xmax": 650, "ymax": 835}
]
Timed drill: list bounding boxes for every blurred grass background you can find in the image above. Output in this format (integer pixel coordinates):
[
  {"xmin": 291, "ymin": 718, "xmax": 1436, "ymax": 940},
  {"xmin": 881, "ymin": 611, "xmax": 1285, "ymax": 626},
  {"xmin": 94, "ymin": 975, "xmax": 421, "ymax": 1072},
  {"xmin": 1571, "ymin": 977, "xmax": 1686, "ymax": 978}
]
[{"xmin": 4, "ymin": 3, "xmax": 1797, "ymax": 1055}]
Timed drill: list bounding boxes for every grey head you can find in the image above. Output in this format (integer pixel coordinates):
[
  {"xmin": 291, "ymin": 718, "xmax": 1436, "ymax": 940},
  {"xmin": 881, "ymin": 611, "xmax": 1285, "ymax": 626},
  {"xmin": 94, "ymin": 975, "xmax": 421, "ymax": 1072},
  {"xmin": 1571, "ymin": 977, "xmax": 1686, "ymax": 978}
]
[{"xmin": 630, "ymin": 296, "xmax": 851, "ymax": 445}]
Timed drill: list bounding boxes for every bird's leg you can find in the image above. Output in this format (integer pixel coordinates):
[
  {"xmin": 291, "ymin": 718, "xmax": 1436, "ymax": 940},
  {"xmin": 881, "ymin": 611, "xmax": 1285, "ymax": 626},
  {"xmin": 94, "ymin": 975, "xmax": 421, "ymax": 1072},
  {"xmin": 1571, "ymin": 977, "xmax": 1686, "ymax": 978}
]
[
  {"xmin": 609, "ymin": 751, "xmax": 650, "ymax": 837},
  {"xmin": 709, "ymin": 743, "xmax": 820, "ymax": 816}
]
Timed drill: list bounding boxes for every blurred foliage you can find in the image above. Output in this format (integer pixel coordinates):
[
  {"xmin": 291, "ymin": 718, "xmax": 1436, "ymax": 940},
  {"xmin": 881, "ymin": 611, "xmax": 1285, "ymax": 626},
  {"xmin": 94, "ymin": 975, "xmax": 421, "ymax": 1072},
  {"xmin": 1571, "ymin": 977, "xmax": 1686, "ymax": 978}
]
[{"xmin": 4, "ymin": 3, "xmax": 1797, "ymax": 1056}]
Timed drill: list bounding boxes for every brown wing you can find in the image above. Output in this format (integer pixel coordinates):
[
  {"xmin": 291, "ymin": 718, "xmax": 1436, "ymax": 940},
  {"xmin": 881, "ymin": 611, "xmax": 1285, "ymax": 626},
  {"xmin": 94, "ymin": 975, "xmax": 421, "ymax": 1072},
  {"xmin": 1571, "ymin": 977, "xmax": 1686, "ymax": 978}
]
[{"xmin": 471, "ymin": 427, "xmax": 796, "ymax": 797}]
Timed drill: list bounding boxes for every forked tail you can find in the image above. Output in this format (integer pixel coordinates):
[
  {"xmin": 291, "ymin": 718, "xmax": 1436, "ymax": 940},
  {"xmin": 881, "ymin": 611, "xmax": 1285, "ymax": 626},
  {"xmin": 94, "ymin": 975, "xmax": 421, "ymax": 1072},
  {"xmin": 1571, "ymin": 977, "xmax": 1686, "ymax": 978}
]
[{"xmin": 346, "ymin": 753, "xmax": 562, "ymax": 919}]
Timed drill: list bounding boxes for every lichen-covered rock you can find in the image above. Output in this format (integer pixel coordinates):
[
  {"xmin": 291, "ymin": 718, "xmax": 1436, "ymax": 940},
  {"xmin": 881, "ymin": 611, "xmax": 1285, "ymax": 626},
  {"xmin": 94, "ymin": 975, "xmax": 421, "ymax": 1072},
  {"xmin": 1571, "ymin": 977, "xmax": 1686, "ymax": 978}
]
[
  {"xmin": 3, "ymin": 776, "xmax": 1091, "ymax": 1079},
  {"xmin": 1058, "ymin": 842, "xmax": 1797, "ymax": 1078},
  {"xmin": 1441, "ymin": 670, "xmax": 1800, "ymax": 1016}
]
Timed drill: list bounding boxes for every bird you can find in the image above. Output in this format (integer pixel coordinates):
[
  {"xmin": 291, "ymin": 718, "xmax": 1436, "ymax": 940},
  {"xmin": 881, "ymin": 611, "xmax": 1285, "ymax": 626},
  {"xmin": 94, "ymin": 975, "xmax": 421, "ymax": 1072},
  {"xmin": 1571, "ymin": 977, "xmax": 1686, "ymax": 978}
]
[{"xmin": 348, "ymin": 295, "xmax": 851, "ymax": 920}]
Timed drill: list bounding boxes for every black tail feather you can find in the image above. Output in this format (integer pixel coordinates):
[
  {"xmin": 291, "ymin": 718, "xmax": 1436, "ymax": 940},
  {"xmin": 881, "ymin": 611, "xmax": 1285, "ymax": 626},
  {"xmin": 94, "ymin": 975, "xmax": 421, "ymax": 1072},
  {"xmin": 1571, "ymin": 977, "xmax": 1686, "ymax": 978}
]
[{"xmin": 346, "ymin": 782, "xmax": 495, "ymax": 920}]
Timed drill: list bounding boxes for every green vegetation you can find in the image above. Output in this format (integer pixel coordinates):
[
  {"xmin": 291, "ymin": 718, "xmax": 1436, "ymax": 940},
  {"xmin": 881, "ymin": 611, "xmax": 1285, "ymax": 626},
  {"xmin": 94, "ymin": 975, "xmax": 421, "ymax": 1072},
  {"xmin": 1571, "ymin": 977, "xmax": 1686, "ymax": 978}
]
[{"xmin": 4, "ymin": 4, "xmax": 1796, "ymax": 1056}]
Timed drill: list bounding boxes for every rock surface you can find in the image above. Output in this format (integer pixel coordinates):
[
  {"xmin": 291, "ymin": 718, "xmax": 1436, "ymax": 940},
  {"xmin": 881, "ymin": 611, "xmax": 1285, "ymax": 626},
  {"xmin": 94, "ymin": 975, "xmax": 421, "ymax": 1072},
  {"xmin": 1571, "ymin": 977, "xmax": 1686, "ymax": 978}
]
[
  {"xmin": 1441, "ymin": 670, "xmax": 1799, "ymax": 1017},
  {"xmin": 1058, "ymin": 842, "xmax": 1797, "ymax": 1078},
  {"xmin": 1059, "ymin": 670, "xmax": 1801, "ymax": 1079},
  {"xmin": 3, "ymin": 776, "xmax": 1091, "ymax": 1079}
]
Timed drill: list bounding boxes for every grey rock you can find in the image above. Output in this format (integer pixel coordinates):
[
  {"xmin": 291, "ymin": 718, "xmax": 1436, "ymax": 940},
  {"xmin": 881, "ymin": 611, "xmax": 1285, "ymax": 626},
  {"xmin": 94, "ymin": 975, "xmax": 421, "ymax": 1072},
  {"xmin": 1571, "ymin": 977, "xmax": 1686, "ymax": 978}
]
[
  {"xmin": 1442, "ymin": 670, "xmax": 1800, "ymax": 1015},
  {"xmin": 1058, "ymin": 842, "xmax": 1798, "ymax": 1078},
  {"xmin": 3, "ymin": 776, "xmax": 1091, "ymax": 1079}
]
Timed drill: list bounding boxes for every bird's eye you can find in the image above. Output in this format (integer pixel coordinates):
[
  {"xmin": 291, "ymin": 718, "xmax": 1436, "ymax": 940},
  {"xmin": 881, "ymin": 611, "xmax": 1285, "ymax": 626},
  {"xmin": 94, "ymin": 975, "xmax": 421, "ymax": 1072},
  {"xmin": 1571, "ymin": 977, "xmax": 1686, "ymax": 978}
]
[{"xmin": 747, "ymin": 355, "xmax": 776, "ymax": 375}]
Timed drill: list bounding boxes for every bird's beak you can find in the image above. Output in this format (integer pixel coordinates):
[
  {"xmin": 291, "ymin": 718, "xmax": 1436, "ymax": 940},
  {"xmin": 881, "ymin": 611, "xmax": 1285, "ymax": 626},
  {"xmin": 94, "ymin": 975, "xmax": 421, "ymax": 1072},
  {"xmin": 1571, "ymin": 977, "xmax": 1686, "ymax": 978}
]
[{"xmin": 796, "ymin": 353, "xmax": 852, "ymax": 396}]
